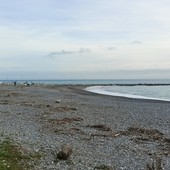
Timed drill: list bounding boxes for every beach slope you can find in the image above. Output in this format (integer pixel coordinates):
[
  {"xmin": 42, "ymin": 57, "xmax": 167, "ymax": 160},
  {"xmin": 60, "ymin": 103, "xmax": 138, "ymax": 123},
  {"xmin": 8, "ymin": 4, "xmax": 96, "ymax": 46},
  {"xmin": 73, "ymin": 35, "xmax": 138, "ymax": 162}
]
[{"xmin": 0, "ymin": 84, "xmax": 169, "ymax": 169}]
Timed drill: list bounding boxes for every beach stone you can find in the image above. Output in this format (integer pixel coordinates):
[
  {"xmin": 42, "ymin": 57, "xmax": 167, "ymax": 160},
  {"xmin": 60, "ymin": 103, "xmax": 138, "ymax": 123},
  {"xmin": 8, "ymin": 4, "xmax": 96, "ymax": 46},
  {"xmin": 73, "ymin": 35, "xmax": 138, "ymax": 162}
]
[
  {"xmin": 55, "ymin": 100, "xmax": 61, "ymax": 103},
  {"xmin": 57, "ymin": 144, "xmax": 73, "ymax": 160}
]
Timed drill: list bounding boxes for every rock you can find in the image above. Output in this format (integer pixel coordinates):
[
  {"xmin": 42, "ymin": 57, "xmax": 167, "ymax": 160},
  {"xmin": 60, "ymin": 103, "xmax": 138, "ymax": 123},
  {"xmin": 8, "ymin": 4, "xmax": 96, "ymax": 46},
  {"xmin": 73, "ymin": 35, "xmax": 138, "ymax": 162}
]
[
  {"xmin": 57, "ymin": 144, "xmax": 73, "ymax": 160},
  {"xmin": 55, "ymin": 99, "xmax": 61, "ymax": 103}
]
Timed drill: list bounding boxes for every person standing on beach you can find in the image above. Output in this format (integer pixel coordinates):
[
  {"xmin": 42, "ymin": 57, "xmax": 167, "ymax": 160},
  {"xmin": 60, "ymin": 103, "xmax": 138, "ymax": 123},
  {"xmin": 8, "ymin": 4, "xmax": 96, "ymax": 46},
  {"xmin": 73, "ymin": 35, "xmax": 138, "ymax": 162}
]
[{"xmin": 13, "ymin": 81, "xmax": 17, "ymax": 86}]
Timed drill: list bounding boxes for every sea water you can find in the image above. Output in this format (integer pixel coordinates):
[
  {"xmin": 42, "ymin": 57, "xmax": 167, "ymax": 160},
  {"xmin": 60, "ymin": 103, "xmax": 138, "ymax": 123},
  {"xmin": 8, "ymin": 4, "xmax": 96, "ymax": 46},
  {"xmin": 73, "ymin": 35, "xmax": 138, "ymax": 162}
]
[{"xmin": 85, "ymin": 85, "xmax": 170, "ymax": 101}]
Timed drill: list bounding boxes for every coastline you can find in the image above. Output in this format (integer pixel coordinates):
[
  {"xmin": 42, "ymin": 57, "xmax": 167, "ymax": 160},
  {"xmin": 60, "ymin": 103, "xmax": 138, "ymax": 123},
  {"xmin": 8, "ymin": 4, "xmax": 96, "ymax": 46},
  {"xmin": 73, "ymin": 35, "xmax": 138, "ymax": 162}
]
[
  {"xmin": 85, "ymin": 86, "xmax": 170, "ymax": 103},
  {"xmin": 0, "ymin": 84, "xmax": 169, "ymax": 169}
]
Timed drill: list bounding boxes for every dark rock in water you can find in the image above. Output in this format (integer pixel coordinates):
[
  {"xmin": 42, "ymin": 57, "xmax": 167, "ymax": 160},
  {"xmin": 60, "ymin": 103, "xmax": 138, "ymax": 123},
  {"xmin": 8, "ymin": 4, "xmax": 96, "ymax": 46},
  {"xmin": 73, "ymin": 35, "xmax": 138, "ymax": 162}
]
[
  {"xmin": 57, "ymin": 144, "xmax": 73, "ymax": 160},
  {"xmin": 46, "ymin": 104, "xmax": 50, "ymax": 107}
]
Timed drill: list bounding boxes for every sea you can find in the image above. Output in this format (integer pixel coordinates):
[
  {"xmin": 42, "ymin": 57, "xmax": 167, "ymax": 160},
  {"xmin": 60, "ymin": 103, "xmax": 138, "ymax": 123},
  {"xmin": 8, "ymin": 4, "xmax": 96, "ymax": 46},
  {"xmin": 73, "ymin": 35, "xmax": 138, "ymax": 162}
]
[{"xmin": 1, "ymin": 79, "xmax": 170, "ymax": 101}]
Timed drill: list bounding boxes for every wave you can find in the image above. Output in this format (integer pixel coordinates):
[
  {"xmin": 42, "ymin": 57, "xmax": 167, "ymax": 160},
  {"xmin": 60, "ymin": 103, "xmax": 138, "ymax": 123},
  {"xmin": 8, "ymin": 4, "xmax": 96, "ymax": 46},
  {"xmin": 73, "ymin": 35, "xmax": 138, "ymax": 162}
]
[
  {"xmin": 106, "ymin": 83, "xmax": 170, "ymax": 86},
  {"xmin": 85, "ymin": 86, "xmax": 170, "ymax": 102}
]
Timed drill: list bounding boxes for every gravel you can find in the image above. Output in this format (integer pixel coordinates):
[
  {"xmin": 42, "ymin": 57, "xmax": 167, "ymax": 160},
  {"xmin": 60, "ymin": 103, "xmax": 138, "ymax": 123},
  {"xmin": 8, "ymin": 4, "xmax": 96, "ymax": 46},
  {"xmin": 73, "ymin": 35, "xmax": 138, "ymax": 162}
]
[{"xmin": 0, "ymin": 84, "xmax": 170, "ymax": 170}]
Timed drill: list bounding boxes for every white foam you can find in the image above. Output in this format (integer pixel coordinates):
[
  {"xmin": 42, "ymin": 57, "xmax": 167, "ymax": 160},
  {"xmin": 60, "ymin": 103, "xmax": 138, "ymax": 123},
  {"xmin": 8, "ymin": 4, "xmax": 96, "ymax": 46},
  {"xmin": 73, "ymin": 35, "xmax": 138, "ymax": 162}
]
[{"xmin": 85, "ymin": 86, "xmax": 170, "ymax": 102}]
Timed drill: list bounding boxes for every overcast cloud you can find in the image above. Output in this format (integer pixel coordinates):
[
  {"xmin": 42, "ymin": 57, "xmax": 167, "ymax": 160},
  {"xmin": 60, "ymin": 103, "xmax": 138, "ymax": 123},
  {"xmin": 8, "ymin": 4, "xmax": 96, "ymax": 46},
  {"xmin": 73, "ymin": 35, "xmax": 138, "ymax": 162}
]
[{"xmin": 0, "ymin": 0, "xmax": 170, "ymax": 79}]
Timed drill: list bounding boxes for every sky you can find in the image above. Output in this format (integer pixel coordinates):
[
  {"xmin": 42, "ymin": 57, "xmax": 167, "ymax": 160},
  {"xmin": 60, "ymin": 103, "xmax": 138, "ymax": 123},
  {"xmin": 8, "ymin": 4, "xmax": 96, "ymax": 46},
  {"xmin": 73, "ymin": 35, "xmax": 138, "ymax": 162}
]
[{"xmin": 0, "ymin": 0, "xmax": 170, "ymax": 79}]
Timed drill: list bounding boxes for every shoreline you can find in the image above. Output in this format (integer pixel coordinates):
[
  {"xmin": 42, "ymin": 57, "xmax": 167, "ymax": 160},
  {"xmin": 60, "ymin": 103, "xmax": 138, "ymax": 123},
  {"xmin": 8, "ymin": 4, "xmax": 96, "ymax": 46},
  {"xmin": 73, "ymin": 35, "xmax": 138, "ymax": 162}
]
[
  {"xmin": 85, "ymin": 86, "xmax": 170, "ymax": 103},
  {"xmin": 1, "ymin": 83, "xmax": 170, "ymax": 103},
  {"xmin": 0, "ymin": 84, "xmax": 169, "ymax": 169}
]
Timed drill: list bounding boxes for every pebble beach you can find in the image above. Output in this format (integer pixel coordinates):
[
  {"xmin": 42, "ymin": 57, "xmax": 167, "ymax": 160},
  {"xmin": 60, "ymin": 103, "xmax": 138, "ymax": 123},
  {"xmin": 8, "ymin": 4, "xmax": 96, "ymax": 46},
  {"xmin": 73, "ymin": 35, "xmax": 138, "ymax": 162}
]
[{"xmin": 0, "ymin": 84, "xmax": 170, "ymax": 170}]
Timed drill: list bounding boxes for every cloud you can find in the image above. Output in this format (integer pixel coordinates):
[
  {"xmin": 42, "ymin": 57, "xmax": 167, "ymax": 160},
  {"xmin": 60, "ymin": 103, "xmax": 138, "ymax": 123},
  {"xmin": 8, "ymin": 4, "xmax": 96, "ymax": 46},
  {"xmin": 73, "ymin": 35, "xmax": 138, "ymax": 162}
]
[
  {"xmin": 79, "ymin": 48, "xmax": 91, "ymax": 53},
  {"xmin": 47, "ymin": 48, "xmax": 91, "ymax": 58},
  {"xmin": 107, "ymin": 47, "xmax": 116, "ymax": 50},
  {"xmin": 48, "ymin": 50, "xmax": 74, "ymax": 58},
  {"xmin": 129, "ymin": 41, "xmax": 143, "ymax": 45}
]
